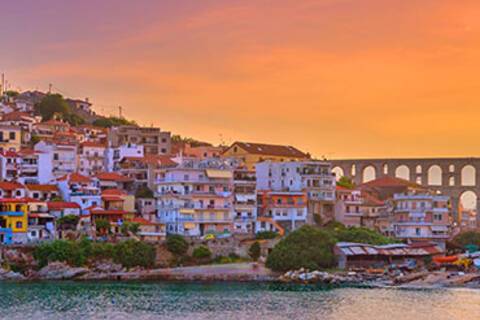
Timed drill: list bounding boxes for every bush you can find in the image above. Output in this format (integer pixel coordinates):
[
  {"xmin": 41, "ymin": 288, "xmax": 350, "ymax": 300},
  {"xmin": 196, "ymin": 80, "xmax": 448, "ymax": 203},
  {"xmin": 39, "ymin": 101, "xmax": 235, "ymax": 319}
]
[
  {"xmin": 192, "ymin": 245, "xmax": 212, "ymax": 259},
  {"xmin": 121, "ymin": 222, "xmax": 140, "ymax": 236},
  {"xmin": 166, "ymin": 235, "xmax": 189, "ymax": 255},
  {"xmin": 451, "ymin": 231, "xmax": 480, "ymax": 249},
  {"xmin": 249, "ymin": 241, "xmax": 261, "ymax": 261},
  {"xmin": 135, "ymin": 186, "xmax": 154, "ymax": 198},
  {"xmin": 95, "ymin": 219, "xmax": 111, "ymax": 234},
  {"xmin": 33, "ymin": 240, "xmax": 87, "ymax": 268},
  {"xmin": 255, "ymin": 231, "xmax": 278, "ymax": 240},
  {"xmin": 333, "ymin": 226, "xmax": 397, "ymax": 245},
  {"xmin": 57, "ymin": 215, "xmax": 80, "ymax": 230},
  {"xmin": 266, "ymin": 225, "xmax": 336, "ymax": 272},
  {"xmin": 113, "ymin": 239, "xmax": 156, "ymax": 269}
]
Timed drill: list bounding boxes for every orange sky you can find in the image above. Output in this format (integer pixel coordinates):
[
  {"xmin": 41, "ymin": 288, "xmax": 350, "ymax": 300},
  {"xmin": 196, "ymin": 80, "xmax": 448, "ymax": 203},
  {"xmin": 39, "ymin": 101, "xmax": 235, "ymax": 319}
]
[{"xmin": 3, "ymin": 0, "xmax": 480, "ymax": 159}]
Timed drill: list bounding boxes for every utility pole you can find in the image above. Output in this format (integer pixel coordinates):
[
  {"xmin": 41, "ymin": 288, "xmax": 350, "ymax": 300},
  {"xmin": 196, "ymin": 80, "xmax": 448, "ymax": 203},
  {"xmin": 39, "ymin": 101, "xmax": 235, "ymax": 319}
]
[
  {"xmin": 0, "ymin": 73, "xmax": 4, "ymax": 96},
  {"xmin": 48, "ymin": 83, "xmax": 52, "ymax": 94},
  {"xmin": 118, "ymin": 105, "xmax": 123, "ymax": 118}
]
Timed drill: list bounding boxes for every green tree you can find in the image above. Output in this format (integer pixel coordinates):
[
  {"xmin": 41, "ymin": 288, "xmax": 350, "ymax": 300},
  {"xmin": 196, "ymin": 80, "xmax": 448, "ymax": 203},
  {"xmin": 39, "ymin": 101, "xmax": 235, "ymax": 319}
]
[
  {"xmin": 95, "ymin": 219, "xmax": 111, "ymax": 235},
  {"xmin": 248, "ymin": 241, "xmax": 261, "ymax": 261},
  {"xmin": 451, "ymin": 231, "xmax": 480, "ymax": 249},
  {"xmin": 56, "ymin": 215, "xmax": 80, "ymax": 230},
  {"xmin": 135, "ymin": 186, "xmax": 154, "ymax": 198},
  {"xmin": 192, "ymin": 245, "xmax": 212, "ymax": 259},
  {"xmin": 121, "ymin": 222, "xmax": 140, "ymax": 236},
  {"xmin": 266, "ymin": 225, "xmax": 337, "ymax": 272},
  {"xmin": 333, "ymin": 226, "xmax": 397, "ymax": 245},
  {"xmin": 35, "ymin": 94, "xmax": 70, "ymax": 120},
  {"xmin": 113, "ymin": 239, "xmax": 156, "ymax": 269},
  {"xmin": 166, "ymin": 235, "xmax": 189, "ymax": 255},
  {"xmin": 92, "ymin": 116, "xmax": 137, "ymax": 128},
  {"xmin": 336, "ymin": 176, "xmax": 355, "ymax": 189},
  {"xmin": 255, "ymin": 231, "xmax": 278, "ymax": 240}
]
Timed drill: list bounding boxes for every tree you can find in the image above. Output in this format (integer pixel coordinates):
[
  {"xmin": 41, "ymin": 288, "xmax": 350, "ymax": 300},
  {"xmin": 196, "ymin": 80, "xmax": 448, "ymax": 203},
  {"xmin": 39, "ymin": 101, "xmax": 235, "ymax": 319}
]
[
  {"xmin": 113, "ymin": 239, "xmax": 156, "ymax": 269},
  {"xmin": 248, "ymin": 241, "xmax": 261, "ymax": 261},
  {"xmin": 35, "ymin": 94, "xmax": 70, "ymax": 120},
  {"xmin": 255, "ymin": 231, "xmax": 278, "ymax": 240},
  {"xmin": 336, "ymin": 176, "xmax": 355, "ymax": 189},
  {"xmin": 192, "ymin": 245, "xmax": 212, "ymax": 260},
  {"xmin": 121, "ymin": 222, "xmax": 140, "ymax": 236},
  {"xmin": 4, "ymin": 90, "xmax": 19, "ymax": 98},
  {"xmin": 451, "ymin": 231, "xmax": 480, "ymax": 249},
  {"xmin": 95, "ymin": 219, "xmax": 111, "ymax": 235},
  {"xmin": 266, "ymin": 225, "xmax": 337, "ymax": 272},
  {"xmin": 56, "ymin": 215, "xmax": 80, "ymax": 230},
  {"xmin": 332, "ymin": 226, "xmax": 398, "ymax": 245},
  {"xmin": 135, "ymin": 186, "xmax": 154, "ymax": 198},
  {"xmin": 92, "ymin": 116, "xmax": 137, "ymax": 128},
  {"xmin": 166, "ymin": 235, "xmax": 189, "ymax": 256}
]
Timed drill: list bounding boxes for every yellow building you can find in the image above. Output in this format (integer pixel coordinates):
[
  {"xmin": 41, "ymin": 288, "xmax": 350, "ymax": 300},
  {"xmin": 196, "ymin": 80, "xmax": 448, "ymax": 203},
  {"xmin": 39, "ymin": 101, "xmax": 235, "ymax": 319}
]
[
  {"xmin": 0, "ymin": 199, "xmax": 29, "ymax": 244},
  {"xmin": 222, "ymin": 141, "xmax": 310, "ymax": 170},
  {"xmin": 0, "ymin": 125, "xmax": 22, "ymax": 152}
]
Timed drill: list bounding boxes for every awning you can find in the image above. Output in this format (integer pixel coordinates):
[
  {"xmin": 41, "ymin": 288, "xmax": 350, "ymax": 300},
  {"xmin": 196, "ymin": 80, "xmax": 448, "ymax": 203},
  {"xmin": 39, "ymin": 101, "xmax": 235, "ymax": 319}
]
[
  {"xmin": 205, "ymin": 169, "xmax": 233, "ymax": 179},
  {"xmin": 179, "ymin": 208, "xmax": 195, "ymax": 214},
  {"xmin": 184, "ymin": 222, "xmax": 196, "ymax": 229}
]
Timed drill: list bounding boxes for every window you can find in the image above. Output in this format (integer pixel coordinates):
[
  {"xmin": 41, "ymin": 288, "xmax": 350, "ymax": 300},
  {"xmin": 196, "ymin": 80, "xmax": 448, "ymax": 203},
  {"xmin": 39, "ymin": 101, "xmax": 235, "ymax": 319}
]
[
  {"xmin": 9, "ymin": 132, "xmax": 15, "ymax": 140},
  {"xmin": 16, "ymin": 221, "xmax": 22, "ymax": 229},
  {"xmin": 53, "ymin": 153, "xmax": 59, "ymax": 160}
]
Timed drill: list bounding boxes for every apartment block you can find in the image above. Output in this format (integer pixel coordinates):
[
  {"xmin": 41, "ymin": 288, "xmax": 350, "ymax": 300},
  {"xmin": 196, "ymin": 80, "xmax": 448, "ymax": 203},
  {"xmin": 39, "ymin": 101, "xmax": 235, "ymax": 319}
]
[{"xmin": 108, "ymin": 126, "xmax": 171, "ymax": 155}]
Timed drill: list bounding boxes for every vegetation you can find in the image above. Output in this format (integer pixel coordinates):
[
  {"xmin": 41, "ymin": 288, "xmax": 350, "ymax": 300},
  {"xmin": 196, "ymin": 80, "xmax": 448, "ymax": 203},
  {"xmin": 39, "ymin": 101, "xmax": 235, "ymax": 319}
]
[
  {"xmin": 192, "ymin": 245, "xmax": 212, "ymax": 260},
  {"xmin": 248, "ymin": 241, "xmax": 261, "ymax": 261},
  {"xmin": 166, "ymin": 235, "xmax": 189, "ymax": 256},
  {"xmin": 120, "ymin": 222, "xmax": 140, "ymax": 236},
  {"xmin": 266, "ymin": 225, "xmax": 337, "ymax": 272},
  {"xmin": 135, "ymin": 186, "xmax": 154, "ymax": 199},
  {"xmin": 4, "ymin": 90, "xmax": 19, "ymax": 97},
  {"xmin": 332, "ymin": 226, "xmax": 398, "ymax": 245},
  {"xmin": 255, "ymin": 231, "xmax": 278, "ymax": 240},
  {"xmin": 33, "ymin": 239, "xmax": 155, "ymax": 269},
  {"xmin": 212, "ymin": 253, "xmax": 249, "ymax": 265},
  {"xmin": 450, "ymin": 231, "xmax": 480, "ymax": 250},
  {"xmin": 92, "ymin": 116, "xmax": 136, "ymax": 128},
  {"xmin": 171, "ymin": 134, "xmax": 212, "ymax": 147},
  {"xmin": 336, "ymin": 176, "xmax": 355, "ymax": 189},
  {"xmin": 56, "ymin": 215, "xmax": 80, "ymax": 230},
  {"xmin": 35, "ymin": 94, "xmax": 70, "ymax": 121},
  {"xmin": 95, "ymin": 219, "xmax": 111, "ymax": 235}
]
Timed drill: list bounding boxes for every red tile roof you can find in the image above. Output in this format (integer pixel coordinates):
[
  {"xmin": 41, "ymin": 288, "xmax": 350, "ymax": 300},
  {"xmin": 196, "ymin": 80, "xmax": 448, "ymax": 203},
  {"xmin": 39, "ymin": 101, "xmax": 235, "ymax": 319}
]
[
  {"xmin": 0, "ymin": 181, "xmax": 24, "ymax": 190},
  {"xmin": 47, "ymin": 201, "xmax": 81, "ymax": 209},
  {"xmin": 57, "ymin": 172, "xmax": 92, "ymax": 183},
  {"xmin": 130, "ymin": 217, "xmax": 156, "ymax": 225},
  {"xmin": 360, "ymin": 175, "xmax": 420, "ymax": 188},
  {"xmin": 25, "ymin": 184, "xmax": 59, "ymax": 192},
  {"xmin": 95, "ymin": 172, "xmax": 132, "ymax": 182},
  {"xmin": 102, "ymin": 188, "xmax": 127, "ymax": 196},
  {"xmin": 1, "ymin": 111, "xmax": 34, "ymax": 121},
  {"xmin": 225, "ymin": 141, "xmax": 310, "ymax": 158}
]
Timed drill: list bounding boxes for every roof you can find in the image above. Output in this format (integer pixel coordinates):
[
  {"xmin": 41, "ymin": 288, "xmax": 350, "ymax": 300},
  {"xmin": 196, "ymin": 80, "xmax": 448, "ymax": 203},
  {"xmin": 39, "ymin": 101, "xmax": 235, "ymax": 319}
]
[
  {"xmin": 0, "ymin": 197, "xmax": 34, "ymax": 203},
  {"xmin": 101, "ymin": 188, "xmax": 127, "ymax": 196},
  {"xmin": 360, "ymin": 176, "xmax": 420, "ymax": 188},
  {"xmin": 95, "ymin": 172, "xmax": 132, "ymax": 182},
  {"xmin": 90, "ymin": 208, "xmax": 130, "ymax": 215},
  {"xmin": 226, "ymin": 141, "xmax": 309, "ymax": 158},
  {"xmin": 335, "ymin": 242, "xmax": 444, "ymax": 257},
  {"xmin": 130, "ymin": 217, "xmax": 156, "ymax": 225},
  {"xmin": 80, "ymin": 141, "xmax": 106, "ymax": 148},
  {"xmin": 362, "ymin": 192, "xmax": 385, "ymax": 206},
  {"xmin": 25, "ymin": 184, "xmax": 59, "ymax": 192},
  {"xmin": 1, "ymin": 111, "xmax": 35, "ymax": 121},
  {"xmin": 0, "ymin": 181, "xmax": 24, "ymax": 191},
  {"xmin": 47, "ymin": 201, "xmax": 81, "ymax": 210},
  {"xmin": 57, "ymin": 172, "xmax": 92, "ymax": 183}
]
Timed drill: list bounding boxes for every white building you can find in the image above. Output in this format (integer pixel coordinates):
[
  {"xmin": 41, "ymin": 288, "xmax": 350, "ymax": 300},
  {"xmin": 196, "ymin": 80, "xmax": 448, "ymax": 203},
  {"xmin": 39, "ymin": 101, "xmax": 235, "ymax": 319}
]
[
  {"xmin": 255, "ymin": 160, "xmax": 336, "ymax": 224},
  {"xmin": 56, "ymin": 173, "xmax": 102, "ymax": 210},
  {"xmin": 34, "ymin": 141, "xmax": 77, "ymax": 179},
  {"xmin": 105, "ymin": 143, "xmax": 144, "ymax": 172},
  {"xmin": 78, "ymin": 141, "xmax": 107, "ymax": 176},
  {"xmin": 157, "ymin": 158, "xmax": 234, "ymax": 237},
  {"xmin": 232, "ymin": 169, "xmax": 257, "ymax": 234}
]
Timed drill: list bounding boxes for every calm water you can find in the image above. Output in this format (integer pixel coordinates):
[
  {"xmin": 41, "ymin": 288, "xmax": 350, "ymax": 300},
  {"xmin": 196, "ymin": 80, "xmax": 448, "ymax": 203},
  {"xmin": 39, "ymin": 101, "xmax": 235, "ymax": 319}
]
[{"xmin": 0, "ymin": 282, "xmax": 479, "ymax": 319}]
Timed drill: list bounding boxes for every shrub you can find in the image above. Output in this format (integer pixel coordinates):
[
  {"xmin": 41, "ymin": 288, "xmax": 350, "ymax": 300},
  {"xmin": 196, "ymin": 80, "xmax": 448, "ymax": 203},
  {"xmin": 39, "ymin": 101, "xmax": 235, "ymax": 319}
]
[
  {"xmin": 248, "ymin": 241, "xmax": 261, "ymax": 261},
  {"xmin": 121, "ymin": 222, "xmax": 140, "ymax": 236},
  {"xmin": 255, "ymin": 231, "xmax": 278, "ymax": 240},
  {"xmin": 192, "ymin": 245, "xmax": 212, "ymax": 259},
  {"xmin": 57, "ymin": 215, "xmax": 80, "ymax": 230},
  {"xmin": 333, "ymin": 226, "xmax": 397, "ymax": 245},
  {"xmin": 166, "ymin": 235, "xmax": 189, "ymax": 255},
  {"xmin": 33, "ymin": 240, "xmax": 87, "ymax": 268},
  {"xmin": 113, "ymin": 239, "xmax": 156, "ymax": 269},
  {"xmin": 95, "ymin": 219, "xmax": 111, "ymax": 234},
  {"xmin": 266, "ymin": 225, "xmax": 336, "ymax": 272}
]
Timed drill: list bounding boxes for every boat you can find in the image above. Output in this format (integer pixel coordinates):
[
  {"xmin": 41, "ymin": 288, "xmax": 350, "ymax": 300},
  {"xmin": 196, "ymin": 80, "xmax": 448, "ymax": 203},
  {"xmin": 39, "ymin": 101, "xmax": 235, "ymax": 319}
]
[{"xmin": 433, "ymin": 255, "xmax": 458, "ymax": 264}]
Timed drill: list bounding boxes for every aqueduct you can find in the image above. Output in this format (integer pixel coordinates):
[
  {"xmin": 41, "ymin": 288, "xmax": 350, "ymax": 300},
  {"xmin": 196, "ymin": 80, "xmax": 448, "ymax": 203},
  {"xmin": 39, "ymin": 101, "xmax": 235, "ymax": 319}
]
[{"xmin": 330, "ymin": 158, "xmax": 480, "ymax": 226}]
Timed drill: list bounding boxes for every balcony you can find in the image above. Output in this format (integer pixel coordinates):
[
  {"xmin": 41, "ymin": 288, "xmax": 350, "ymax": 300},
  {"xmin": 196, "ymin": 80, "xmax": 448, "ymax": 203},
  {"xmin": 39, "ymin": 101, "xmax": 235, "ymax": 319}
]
[{"xmin": 177, "ymin": 216, "xmax": 232, "ymax": 223}]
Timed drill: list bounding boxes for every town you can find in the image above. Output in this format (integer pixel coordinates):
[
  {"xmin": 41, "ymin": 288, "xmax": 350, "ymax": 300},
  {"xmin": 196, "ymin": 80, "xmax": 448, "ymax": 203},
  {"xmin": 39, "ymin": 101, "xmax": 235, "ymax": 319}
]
[{"xmin": 0, "ymin": 84, "xmax": 479, "ymax": 284}]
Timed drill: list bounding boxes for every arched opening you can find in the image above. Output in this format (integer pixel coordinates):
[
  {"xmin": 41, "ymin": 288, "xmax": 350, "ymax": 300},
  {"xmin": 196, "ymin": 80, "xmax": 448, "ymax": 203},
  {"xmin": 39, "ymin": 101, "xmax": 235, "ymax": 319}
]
[
  {"xmin": 395, "ymin": 165, "xmax": 410, "ymax": 181},
  {"xmin": 383, "ymin": 164, "xmax": 388, "ymax": 175},
  {"xmin": 351, "ymin": 164, "xmax": 356, "ymax": 176},
  {"xmin": 460, "ymin": 191, "xmax": 477, "ymax": 210},
  {"xmin": 449, "ymin": 164, "xmax": 455, "ymax": 173},
  {"xmin": 461, "ymin": 165, "xmax": 476, "ymax": 186},
  {"xmin": 415, "ymin": 165, "xmax": 422, "ymax": 174},
  {"xmin": 427, "ymin": 165, "xmax": 442, "ymax": 186},
  {"xmin": 362, "ymin": 166, "xmax": 376, "ymax": 183},
  {"xmin": 415, "ymin": 177, "xmax": 422, "ymax": 185},
  {"xmin": 332, "ymin": 167, "xmax": 344, "ymax": 181}
]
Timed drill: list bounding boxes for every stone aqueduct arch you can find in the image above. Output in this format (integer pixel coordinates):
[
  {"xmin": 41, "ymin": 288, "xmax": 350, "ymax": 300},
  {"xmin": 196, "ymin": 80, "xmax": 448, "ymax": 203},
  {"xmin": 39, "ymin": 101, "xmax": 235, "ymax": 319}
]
[{"xmin": 330, "ymin": 158, "xmax": 480, "ymax": 226}]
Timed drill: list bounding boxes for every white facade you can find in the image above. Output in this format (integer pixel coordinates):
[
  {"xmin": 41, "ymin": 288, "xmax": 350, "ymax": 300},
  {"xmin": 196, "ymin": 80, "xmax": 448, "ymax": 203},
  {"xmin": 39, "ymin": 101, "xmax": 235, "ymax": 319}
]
[
  {"xmin": 34, "ymin": 141, "xmax": 77, "ymax": 180},
  {"xmin": 78, "ymin": 144, "xmax": 106, "ymax": 176},
  {"xmin": 105, "ymin": 144, "xmax": 144, "ymax": 172}
]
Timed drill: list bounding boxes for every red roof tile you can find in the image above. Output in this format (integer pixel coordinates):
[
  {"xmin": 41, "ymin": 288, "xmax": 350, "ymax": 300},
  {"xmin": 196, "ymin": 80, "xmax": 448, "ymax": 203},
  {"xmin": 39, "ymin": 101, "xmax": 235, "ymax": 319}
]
[
  {"xmin": 95, "ymin": 172, "xmax": 132, "ymax": 182},
  {"xmin": 57, "ymin": 172, "xmax": 92, "ymax": 183},
  {"xmin": 47, "ymin": 201, "xmax": 81, "ymax": 209},
  {"xmin": 225, "ymin": 141, "xmax": 310, "ymax": 158},
  {"xmin": 25, "ymin": 184, "xmax": 59, "ymax": 192},
  {"xmin": 0, "ymin": 181, "xmax": 24, "ymax": 190}
]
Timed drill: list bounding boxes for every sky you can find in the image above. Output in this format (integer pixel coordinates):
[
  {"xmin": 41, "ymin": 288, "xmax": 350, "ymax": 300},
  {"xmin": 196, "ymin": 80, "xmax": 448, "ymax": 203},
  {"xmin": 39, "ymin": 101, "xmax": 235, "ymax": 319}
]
[{"xmin": 2, "ymin": 0, "xmax": 480, "ymax": 159}]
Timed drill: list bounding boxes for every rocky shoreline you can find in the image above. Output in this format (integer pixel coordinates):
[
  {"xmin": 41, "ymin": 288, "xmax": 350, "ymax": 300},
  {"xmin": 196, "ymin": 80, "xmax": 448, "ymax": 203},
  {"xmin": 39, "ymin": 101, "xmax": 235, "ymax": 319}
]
[{"xmin": 2, "ymin": 262, "xmax": 480, "ymax": 289}]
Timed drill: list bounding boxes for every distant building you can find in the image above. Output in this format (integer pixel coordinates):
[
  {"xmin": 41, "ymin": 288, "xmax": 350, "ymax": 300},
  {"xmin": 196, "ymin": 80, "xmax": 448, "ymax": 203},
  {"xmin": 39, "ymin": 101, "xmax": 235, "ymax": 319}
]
[
  {"xmin": 34, "ymin": 141, "xmax": 77, "ymax": 179},
  {"xmin": 232, "ymin": 168, "xmax": 257, "ymax": 234},
  {"xmin": 0, "ymin": 124, "xmax": 22, "ymax": 152},
  {"xmin": 108, "ymin": 126, "xmax": 171, "ymax": 155},
  {"xmin": 256, "ymin": 160, "xmax": 336, "ymax": 224},
  {"xmin": 56, "ymin": 173, "xmax": 102, "ymax": 210},
  {"xmin": 105, "ymin": 143, "xmax": 144, "ymax": 172},
  {"xmin": 222, "ymin": 141, "xmax": 310, "ymax": 170},
  {"xmin": 392, "ymin": 191, "xmax": 452, "ymax": 248},
  {"xmin": 78, "ymin": 141, "xmax": 107, "ymax": 176}
]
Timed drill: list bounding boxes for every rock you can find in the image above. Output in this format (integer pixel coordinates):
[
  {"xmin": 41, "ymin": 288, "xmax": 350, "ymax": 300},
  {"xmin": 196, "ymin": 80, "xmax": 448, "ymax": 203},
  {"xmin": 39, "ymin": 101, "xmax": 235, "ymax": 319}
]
[
  {"xmin": 36, "ymin": 262, "xmax": 89, "ymax": 280},
  {"xmin": 92, "ymin": 261, "xmax": 123, "ymax": 273},
  {"xmin": 0, "ymin": 268, "xmax": 26, "ymax": 281}
]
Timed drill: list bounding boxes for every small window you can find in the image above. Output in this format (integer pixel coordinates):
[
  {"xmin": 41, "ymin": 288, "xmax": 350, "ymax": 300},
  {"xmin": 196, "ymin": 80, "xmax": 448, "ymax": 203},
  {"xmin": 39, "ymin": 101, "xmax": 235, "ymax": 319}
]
[
  {"xmin": 16, "ymin": 221, "xmax": 22, "ymax": 229},
  {"xmin": 9, "ymin": 132, "xmax": 15, "ymax": 140}
]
